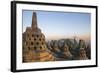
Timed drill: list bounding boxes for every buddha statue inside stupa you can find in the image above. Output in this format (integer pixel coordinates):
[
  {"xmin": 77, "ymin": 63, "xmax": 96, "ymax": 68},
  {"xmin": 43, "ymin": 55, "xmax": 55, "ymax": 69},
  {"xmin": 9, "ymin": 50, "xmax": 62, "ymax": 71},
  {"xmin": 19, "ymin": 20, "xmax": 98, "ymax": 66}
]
[{"xmin": 22, "ymin": 12, "xmax": 55, "ymax": 63}]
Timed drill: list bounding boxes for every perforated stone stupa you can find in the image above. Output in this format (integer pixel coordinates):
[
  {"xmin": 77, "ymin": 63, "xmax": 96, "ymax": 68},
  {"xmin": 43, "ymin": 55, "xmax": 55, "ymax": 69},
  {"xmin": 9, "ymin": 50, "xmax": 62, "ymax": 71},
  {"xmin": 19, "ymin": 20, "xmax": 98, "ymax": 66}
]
[{"xmin": 23, "ymin": 12, "xmax": 55, "ymax": 63}]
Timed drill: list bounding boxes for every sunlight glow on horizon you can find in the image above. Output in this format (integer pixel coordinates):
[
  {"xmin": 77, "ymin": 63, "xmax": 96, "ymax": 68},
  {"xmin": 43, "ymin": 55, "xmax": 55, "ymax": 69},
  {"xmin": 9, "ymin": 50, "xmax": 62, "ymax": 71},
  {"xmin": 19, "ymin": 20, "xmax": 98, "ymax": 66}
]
[{"xmin": 23, "ymin": 10, "xmax": 91, "ymax": 41}]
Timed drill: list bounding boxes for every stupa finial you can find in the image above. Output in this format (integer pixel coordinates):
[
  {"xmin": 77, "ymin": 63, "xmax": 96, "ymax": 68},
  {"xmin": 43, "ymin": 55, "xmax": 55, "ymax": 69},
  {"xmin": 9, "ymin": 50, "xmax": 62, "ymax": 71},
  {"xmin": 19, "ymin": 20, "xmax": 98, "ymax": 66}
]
[{"xmin": 31, "ymin": 12, "xmax": 37, "ymax": 29}]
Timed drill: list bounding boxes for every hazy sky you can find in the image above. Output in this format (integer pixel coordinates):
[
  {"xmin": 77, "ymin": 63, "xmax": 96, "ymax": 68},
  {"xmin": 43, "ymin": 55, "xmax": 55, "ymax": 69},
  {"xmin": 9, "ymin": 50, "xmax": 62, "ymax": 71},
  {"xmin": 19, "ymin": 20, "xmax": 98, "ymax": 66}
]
[{"xmin": 22, "ymin": 10, "xmax": 91, "ymax": 40}]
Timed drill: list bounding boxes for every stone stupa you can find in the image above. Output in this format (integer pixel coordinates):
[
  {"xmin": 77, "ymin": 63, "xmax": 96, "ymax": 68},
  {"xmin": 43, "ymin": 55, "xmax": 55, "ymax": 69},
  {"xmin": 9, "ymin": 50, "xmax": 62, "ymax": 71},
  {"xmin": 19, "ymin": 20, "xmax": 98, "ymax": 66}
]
[
  {"xmin": 23, "ymin": 12, "xmax": 55, "ymax": 63},
  {"xmin": 79, "ymin": 48, "xmax": 88, "ymax": 60},
  {"xmin": 63, "ymin": 44, "xmax": 73, "ymax": 58}
]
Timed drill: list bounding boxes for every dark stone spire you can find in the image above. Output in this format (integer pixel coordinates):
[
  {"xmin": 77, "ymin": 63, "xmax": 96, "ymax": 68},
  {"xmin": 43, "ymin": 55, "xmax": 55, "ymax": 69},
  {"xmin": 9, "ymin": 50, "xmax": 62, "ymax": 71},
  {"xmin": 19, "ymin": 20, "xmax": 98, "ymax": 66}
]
[{"xmin": 31, "ymin": 12, "xmax": 37, "ymax": 29}]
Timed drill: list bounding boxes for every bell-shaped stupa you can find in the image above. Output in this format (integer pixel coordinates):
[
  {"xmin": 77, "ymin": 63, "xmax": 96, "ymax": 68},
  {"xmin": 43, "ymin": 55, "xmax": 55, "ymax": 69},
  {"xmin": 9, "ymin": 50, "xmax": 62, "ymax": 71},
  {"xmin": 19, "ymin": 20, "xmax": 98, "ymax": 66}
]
[
  {"xmin": 79, "ymin": 48, "xmax": 88, "ymax": 60},
  {"xmin": 23, "ymin": 12, "xmax": 55, "ymax": 63}
]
